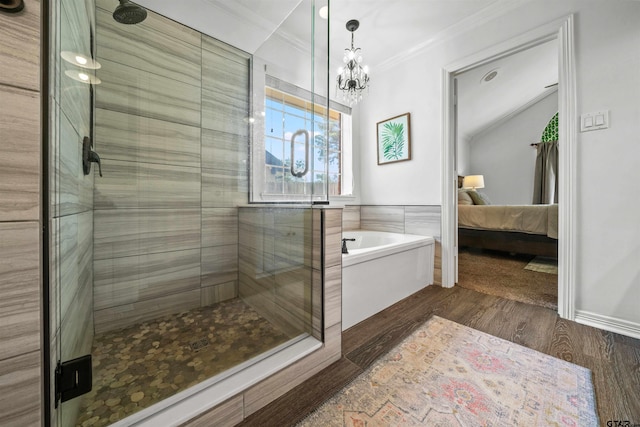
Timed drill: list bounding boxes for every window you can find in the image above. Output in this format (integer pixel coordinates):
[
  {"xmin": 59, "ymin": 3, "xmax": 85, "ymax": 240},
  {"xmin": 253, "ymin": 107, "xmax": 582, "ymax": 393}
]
[{"xmin": 259, "ymin": 85, "xmax": 352, "ymax": 201}]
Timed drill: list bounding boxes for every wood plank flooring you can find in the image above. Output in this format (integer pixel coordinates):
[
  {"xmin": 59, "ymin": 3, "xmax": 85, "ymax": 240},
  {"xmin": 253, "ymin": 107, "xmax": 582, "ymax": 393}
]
[{"xmin": 238, "ymin": 284, "xmax": 640, "ymax": 426}]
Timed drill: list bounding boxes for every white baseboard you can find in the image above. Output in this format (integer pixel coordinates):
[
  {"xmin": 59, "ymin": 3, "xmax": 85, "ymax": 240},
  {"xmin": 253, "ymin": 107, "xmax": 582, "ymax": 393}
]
[{"xmin": 574, "ymin": 310, "xmax": 640, "ymax": 340}]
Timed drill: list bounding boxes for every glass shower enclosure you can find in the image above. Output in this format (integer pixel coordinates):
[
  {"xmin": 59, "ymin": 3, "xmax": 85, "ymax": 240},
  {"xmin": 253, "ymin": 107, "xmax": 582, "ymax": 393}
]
[{"xmin": 48, "ymin": 0, "xmax": 330, "ymax": 425}]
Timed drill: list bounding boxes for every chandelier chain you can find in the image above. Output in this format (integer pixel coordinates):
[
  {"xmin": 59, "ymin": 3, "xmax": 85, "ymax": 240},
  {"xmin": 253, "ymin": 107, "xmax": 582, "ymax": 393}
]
[{"xmin": 336, "ymin": 19, "xmax": 369, "ymax": 106}]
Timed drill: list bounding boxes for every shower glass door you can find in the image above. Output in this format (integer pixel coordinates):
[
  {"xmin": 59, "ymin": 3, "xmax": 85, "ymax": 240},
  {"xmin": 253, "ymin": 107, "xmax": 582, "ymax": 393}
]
[
  {"xmin": 49, "ymin": 0, "xmax": 98, "ymax": 425},
  {"xmin": 251, "ymin": 0, "xmax": 331, "ymax": 203},
  {"xmin": 50, "ymin": 0, "xmax": 329, "ymax": 426}
]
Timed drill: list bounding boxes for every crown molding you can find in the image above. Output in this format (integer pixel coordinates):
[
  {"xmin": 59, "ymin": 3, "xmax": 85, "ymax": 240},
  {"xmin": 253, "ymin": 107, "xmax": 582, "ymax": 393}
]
[{"xmin": 376, "ymin": 0, "xmax": 533, "ymax": 73}]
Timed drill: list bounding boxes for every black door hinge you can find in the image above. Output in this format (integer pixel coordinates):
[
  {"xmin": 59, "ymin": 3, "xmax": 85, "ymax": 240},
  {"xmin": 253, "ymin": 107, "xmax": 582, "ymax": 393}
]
[{"xmin": 55, "ymin": 355, "xmax": 92, "ymax": 407}]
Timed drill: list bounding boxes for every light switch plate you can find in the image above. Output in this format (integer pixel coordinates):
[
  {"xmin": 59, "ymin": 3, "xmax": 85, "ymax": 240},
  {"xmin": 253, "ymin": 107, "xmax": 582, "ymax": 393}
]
[{"xmin": 581, "ymin": 110, "xmax": 609, "ymax": 132}]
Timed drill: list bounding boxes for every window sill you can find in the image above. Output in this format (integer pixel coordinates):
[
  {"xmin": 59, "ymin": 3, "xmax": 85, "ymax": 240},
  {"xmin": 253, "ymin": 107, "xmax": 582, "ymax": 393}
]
[
  {"xmin": 252, "ymin": 194, "xmax": 356, "ymax": 204},
  {"xmin": 329, "ymin": 195, "xmax": 356, "ymax": 203},
  {"xmin": 256, "ymin": 193, "xmax": 328, "ymax": 203}
]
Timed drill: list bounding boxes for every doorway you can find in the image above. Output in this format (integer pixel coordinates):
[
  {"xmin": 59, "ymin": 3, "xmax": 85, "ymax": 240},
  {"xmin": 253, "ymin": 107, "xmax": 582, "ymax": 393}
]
[
  {"xmin": 453, "ymin": 39, "xmax": 559, "ymax": 310},
  {"xmin": 440, "ymin": 15, "xmax": 577, "ymax": 319}
]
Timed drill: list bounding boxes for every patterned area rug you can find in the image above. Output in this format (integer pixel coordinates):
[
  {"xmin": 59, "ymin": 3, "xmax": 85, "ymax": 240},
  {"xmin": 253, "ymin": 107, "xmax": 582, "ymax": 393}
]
[
  {"xmin": 525, "ymin": 256, "xmax": 559, "ymax": 274},
  {"xmin": 299, "ymin": 316, "xmax": 598, "ymax": 426}
]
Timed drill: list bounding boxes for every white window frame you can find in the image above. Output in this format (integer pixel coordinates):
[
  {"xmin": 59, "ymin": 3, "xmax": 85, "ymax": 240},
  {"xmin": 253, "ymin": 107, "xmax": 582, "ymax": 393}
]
[{"xmin": 251, "ymin": 75, "xmax": 352, "ymax": 203}]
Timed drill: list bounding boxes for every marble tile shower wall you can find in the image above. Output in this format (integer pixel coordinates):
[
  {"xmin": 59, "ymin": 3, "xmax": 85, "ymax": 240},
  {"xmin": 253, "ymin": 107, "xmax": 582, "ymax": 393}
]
[
  {"xmin": 0, "ymin": 1, "xmax": 42, "ymax": 425},
  {"xmin": 93, "ymin": 0, "xmax": 249, "ymax": 333},
  {"xmin": 342, "ymin": 205, "xmax": 442, "ymax": 238}
]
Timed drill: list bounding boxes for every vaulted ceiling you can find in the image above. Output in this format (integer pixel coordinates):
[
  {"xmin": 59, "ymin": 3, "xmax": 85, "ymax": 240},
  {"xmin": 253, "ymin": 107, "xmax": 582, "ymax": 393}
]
[{"xmin": 456, "ymin": 38, "xmax": 558, "ymax": 142}]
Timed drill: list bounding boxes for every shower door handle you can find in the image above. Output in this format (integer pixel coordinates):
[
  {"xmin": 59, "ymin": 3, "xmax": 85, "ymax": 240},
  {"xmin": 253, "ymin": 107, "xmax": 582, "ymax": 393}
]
[{"xmin": 290, "ymin": 130, "xmax": 310, "ymax": 178}]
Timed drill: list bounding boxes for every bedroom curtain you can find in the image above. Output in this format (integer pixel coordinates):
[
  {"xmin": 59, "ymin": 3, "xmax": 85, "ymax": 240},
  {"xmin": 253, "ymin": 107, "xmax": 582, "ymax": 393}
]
[{"xmin": 532, "ymin": 140, "xmax": 558, "ymax": 204}]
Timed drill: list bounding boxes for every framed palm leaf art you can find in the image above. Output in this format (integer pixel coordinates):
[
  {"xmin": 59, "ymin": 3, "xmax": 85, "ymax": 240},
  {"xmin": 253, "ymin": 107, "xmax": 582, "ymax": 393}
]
[{"xmin": 376, "ymin": 112, "xmax": 411, "ymax": 165}]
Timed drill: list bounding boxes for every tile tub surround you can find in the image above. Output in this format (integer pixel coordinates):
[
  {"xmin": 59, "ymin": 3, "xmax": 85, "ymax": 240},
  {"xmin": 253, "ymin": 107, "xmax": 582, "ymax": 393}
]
[
  {"xmin": 342, "ymin": 205, "xmax": 362, "ymax": 231},
  {"xmin": 343, "ymin": 205, "xmax": 441, "ymax": 237},
  {"xmin": 359, "ymin": 205, "xmax": 441, "ymax": 237},
  {"xmin": 93, "ymin": 4, "xmax": 250, "ymax": 333},
  {"xmin": 343, "ymin": 205, "xmax": 442, "ymax": 295}
]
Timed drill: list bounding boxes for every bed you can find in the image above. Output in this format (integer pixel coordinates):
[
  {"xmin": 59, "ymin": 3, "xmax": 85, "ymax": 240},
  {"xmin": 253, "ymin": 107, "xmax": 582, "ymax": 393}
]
[{"xmin": 457, "ymin": 185, "xmax": 558, "ymax": 257}]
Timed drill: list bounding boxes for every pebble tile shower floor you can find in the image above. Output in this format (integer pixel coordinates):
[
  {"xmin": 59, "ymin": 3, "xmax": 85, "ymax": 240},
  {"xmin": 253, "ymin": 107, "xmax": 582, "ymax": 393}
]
[{"xmin": 75, "ymin": 298, "xmax": 290, "ymax": 426}]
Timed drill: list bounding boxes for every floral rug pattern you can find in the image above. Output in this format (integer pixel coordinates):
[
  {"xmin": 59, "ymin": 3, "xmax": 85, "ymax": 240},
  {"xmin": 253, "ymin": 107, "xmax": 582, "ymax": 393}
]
[{"xmin": 299, "ymin": 316, "xmax": 598, "ymax": 426}]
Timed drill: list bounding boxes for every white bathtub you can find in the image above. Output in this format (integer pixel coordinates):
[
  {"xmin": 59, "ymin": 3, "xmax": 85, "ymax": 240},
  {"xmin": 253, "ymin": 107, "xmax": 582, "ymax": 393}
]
[{"xmin": 341, "ymin": 230, "xmax": 435, "ymax": 330}]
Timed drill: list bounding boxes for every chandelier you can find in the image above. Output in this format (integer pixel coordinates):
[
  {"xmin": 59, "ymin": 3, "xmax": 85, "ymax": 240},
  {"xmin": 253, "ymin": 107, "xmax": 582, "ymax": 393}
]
[{"xmin": 336, "ymin": 19, "xmax": 370, "ymax": 106}]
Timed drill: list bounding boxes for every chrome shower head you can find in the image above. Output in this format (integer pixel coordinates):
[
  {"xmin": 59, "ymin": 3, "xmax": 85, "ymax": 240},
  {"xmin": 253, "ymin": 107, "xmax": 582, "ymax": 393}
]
[{"xmin": 113, "ymin": 0, "xmax": 147, "ymax": 25}]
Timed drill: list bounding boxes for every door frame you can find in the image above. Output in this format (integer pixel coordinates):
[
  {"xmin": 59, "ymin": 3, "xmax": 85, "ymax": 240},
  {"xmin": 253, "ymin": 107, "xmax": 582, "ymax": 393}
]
[{"xmin": 440, "ymin": 15, "xmax": 577, "ymax": 320}]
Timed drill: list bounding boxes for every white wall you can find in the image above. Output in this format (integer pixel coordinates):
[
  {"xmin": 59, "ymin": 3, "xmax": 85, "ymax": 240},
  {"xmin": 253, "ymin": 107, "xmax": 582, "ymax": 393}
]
[
  {"xmin": 468, "ymin": 91, "xmax": 558, "ymax": 205},
  {"xmin": 354, "ymin": 1, "xmax": 640, "ymax": 331},
  {"xmin": 457, "ymin": 136, "xmax": 471, "ymax": 176},
  {"xmin": 355, "ymin": 54, "xmax": 442, "ymax": 205}
]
